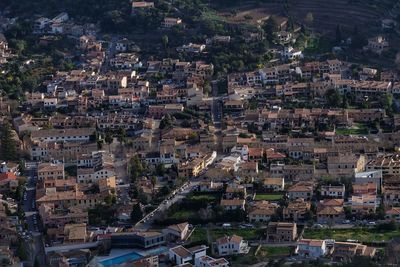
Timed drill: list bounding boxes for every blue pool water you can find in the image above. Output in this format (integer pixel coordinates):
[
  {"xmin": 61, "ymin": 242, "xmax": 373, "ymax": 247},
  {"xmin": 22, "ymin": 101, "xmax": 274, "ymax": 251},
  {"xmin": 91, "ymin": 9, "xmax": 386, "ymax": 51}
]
[{"xmin": 100, "ymin": 252, "xmax": 142, "ymax": 266}]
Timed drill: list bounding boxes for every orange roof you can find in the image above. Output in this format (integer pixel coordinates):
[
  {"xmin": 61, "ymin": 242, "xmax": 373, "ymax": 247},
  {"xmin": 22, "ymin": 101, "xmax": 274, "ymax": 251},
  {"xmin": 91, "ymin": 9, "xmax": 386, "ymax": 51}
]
[
  {"xmin": 0, "ymin": 172, "xmax": 17, "ymax": 182},
  {"xmin": 248, "ymin": 147, "xmax": 263, "ymax": 157},
  {"xmin": 299, "ymin": 239, "xmax": 325, "ymax": 247},
  {"xmin": 386, "ymin": 207, "xmax": 400, "ymax": 215}
]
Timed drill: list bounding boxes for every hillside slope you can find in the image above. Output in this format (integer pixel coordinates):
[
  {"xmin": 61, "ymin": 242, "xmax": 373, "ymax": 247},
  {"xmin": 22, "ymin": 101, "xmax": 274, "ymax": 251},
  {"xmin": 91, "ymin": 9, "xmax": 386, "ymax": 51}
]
[{"xmin": 287, "ymin": 0, "xmax": 395, "ymax": 33}]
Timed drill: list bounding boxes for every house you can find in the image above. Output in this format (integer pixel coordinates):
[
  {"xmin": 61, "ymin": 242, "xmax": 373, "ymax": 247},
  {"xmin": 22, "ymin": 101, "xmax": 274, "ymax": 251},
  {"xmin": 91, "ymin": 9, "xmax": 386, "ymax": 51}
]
[
  {"xmin": 39, "ymin": 205, "xmax": 88, "ymax": 227},
  {"xmin": 177, "ymin": 43, "xmax": 206, "ymax": 54},
  {"xmin": 43, "ymin": 98, "xmax": 58, "ymax": 109},
  {"xmin": 333, "ymin": 242, "xmax": 376, "ymax": 261},
  {"xmin": 47, "ymin": 250, "xmax": 92, "ymax": 267},
  {"xmin": 195, "ymin": 255, "xmax": 229, "ymax": 267},
  {"xmin": 31, "ymin": 128, "xmax": 95, "ymax": 143},
  {"xmin": 351, "ymin": 194, "xmax": 378, "ymax": 216},
  {"xmin": 110, "ymin": 231, "xmax": 165, "ymax": 249},
  {"xmin": 77, "ymin": 167, "xmax": 115, "ymax": 184},
  {"xmin": 316, "ymin": 199, "xmax": 345, "ymax": 224},
  {"xmin": 162, "ymin": 17, "xmax": 182, "ymax": 28},
  {"xmin": 238, "ymin": 161, "xmax": 258, "ymax": 177},
  {"xmin": 220, "ymin": 199, "xmax": 245, "ymax": 211},
  {"xmin": 115, "ymin": 38, "xmax": 137, "ymax": 52},
  {"xmin": 36, "ymin": 189, "xmax": 102, "ymax": 210},
  {"xmin": 383, "ymin": 184, "xmax": 400, "ymax": 206},
  {"xmin": 385, "ymin": 207, "xmax": 400, "ymax": 222},
  {"xmin": 327, "ymin": 154, "xmax": 366, "ymax": 178},
  {"xmin": 317, "ymin": 203, "xmax": 345, "ymax": 224},
  {"xmin": 169, "ymin": 245, "xmax": 208, "ymax": 266},
  {"xmin": 224, "ymin": 185, "xmax": 246, "ymax": 200},
  {"xmin": 283, "ymin": 199, "xmax": 311, "ymax": 222},
  {"xmin": 367, "ymin": 154, "xmax": 400, "ymax": 176},
  {"xmin": 198, "ymin": 181, "xmax": 223, "ymax": 192},
  {"xmin": 169, "ymin": 246, "xmax": 193, "ymax": 266},
  {"xmin": 281, "ymin": 46, "xmax": 303, "ymax": 60},
  {"xmin": 355, "ymin": 170, "xmax": 382, "ymax": 193},
  {"xmin": 352, "ymin": 182, "xmax": 377, "ymax": 196},
  {"xmin": 163, "ymin": 222, "xmax": 189, "ymax": 241},
  {"xmin": 276, "ymin": 31, "xmax": 294, "ymax": 45},
  {"xmin": 214, "ymin": 235, "xmax": 249, "ymax": 256},
  {"xmin": 364, "ymin": 36, "xmax": 389, "ymax": 54},
  {"xmin": 131, "ymin": 1, "xmax": 154, "ymax": 14},
  {"xmin": 288, "ymin": 181, "xmax": 314, "ymax": 200},
  {"xmin": 248, "ymin": 201, "xmax": 278, "ymax": 223},
  {"xmin": 266, "ymin": 222, "xmax": 297, "ymax": 243},
  {"xmin": 63, "ymin": 223, "xmax": 88, "ymax": 243},
  {"xmin": 38, "ymin": 163, "xmax": 65, "ymax": 180},
  {"xmin": 263, "ymin": 177, "xmax": 285, "ymax": 191},
  {"xmin": 296, "ymin": 239, "xmax": 327, "ymax": 258},
  {"xmin": 320, "ymin": 185, "xmax": 345, "ymax": 199},
  {"xmin": 0, "ymin": 172, "xmax": 18, "ymax": 192},
  {"xmin": 178, "ymin": 158, "xmax": 205, "ymax": 179}
]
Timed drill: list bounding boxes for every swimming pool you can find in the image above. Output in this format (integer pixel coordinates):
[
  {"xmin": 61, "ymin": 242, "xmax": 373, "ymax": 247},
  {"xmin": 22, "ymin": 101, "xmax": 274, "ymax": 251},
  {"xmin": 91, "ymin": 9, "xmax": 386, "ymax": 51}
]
[{"xmin": 100, "ymin": 251, "xmax": 143, "ymax": 266}]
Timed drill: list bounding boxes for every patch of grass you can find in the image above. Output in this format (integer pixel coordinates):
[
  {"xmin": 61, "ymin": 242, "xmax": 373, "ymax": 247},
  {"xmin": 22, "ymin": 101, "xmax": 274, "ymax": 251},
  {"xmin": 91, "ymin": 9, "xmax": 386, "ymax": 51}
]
[
  {"xmin": 188, "ymin": 228, "xmax": 207, "ymax": 244},
  {"xmin": 188, "ymin": 193, "xmax": 220, "ymax": 202},
  {"xmin": 336, "ymin": 123, "xmax": 369, "ymax": 135},
  {"xmin": 210, "ymin": 228, "xmax": 263, "ymax": 240},
  {"xmin": 303, "ymin": 228, "xmax": 400, "ymax": 242},
  {"xmin": 230, "ymin": 246, "xmax": 292, "ymax": 266},
  {"xmin": 257, "ymin": 246, "xmax": 292, "ymax": 257},
  {"xmin": 254, "ymin": 194, "xmax": 283, "ymax": 201},
  {"xmin": 188, "ymin": 228, "xmax": 263, "ymax": 245}
]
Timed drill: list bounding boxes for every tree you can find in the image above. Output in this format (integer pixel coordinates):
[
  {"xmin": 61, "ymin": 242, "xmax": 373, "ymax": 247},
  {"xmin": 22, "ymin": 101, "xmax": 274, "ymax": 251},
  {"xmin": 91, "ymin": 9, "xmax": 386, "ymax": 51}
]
[
  {"xmin": 159, "ymin": 114, "xmax": 173, "ymax": 129},
  {"xmin": 0, "ymin": 122, "xmax": 17, "ymax": 161},
  {"xmin": 130, "ymin": 203, "xmax": 143, "ymax": 224},
  {"xmin": 117, "ymin": 127, "xmax": 126, "ymax": 145},
  {"xmin": 381, "ymin": 93, "xmax": 394, "ymax": 115},
  {"xmin": 162, "ymin": 35, "xmax": 168, "ymax": 51},
  {"xmin": 104, "ymin": 129, "xmax": 113, "ymax": 152},
  {"xmin": 350, "ymin": 32, "xmax": 367, "ymax": 50},
  {"xmin": 129, "ymin": 155, "xmax": 144, "ymax": 182},
  {"xmin": 263, "ymin": 17, "xmax": 278, "ymax": 42},
  {"xmin": 305, "ymin": 12, "xmax": 314, "ymax": 26},
  {"xmin": 203, "ymin": 80, "xmax": 211, "ymax": 96},
  {"xmin": 104, "ymin": 195, "xmax": 116, "ymax": 205},
  {"xmin": 325, "ymin": 89, "xmax": 341, "ymax": 107},
  {"xmin": 156, "ymin": 163, "xmax": 166, "ymax": 176}
]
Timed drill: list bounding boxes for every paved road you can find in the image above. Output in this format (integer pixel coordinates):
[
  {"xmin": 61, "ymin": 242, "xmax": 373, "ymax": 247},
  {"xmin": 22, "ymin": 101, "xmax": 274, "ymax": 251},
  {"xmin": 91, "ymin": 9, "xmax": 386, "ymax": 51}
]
[
  {"xmin": 135, "ymin": 181, "xmax": 199, "ymax": 230},
  {"xmin": 21, "ymin": 168, "xmax": 47, "ymax": 267},
  {"xmin": 100, "ymin": 35, "xmax": 119, "ymax": 73},
  {"xmin": 211, "ymin": 80, "xmax": 222, "ymax": 127}
]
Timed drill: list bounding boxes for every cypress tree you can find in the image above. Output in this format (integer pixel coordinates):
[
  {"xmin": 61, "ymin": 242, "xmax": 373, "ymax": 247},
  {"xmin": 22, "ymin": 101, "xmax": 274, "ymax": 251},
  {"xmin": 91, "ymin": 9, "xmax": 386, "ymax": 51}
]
[{"xmin": 0, "ymin": 122, "xmax": 17, "ymax": 160}]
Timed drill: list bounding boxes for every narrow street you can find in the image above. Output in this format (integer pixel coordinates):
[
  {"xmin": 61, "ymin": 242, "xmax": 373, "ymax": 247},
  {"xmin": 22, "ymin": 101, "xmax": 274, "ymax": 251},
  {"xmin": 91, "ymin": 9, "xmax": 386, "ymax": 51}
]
[
  {"xmin": 21, "ymin": 168, "xmax": 47, "ymax": 267},
  {"xmin": 211, "ymin": 80, "xmax": 222, "ymax": 128}
]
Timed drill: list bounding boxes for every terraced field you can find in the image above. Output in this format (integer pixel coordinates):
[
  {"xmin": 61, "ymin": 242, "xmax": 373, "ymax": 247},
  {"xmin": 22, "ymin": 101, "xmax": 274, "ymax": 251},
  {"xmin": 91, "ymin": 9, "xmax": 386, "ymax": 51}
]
[
  {"xmin": 287, "ymin": 0, "xmax": 394, "ymax": 33},
  {"xmin": 214, "ymin": 0, "xmax": 398, "ymax": 34}
]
